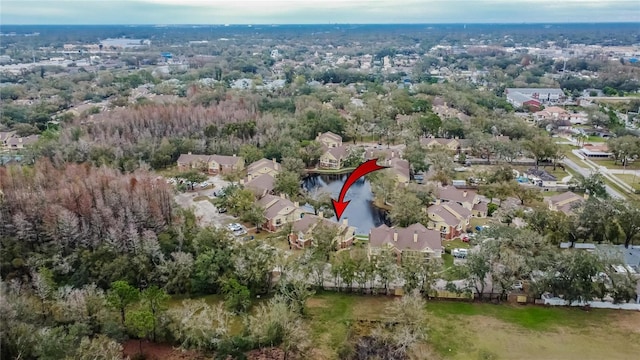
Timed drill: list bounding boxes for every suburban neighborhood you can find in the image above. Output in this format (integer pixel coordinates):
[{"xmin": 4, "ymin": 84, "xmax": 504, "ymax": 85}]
[{"xmin": 1, "ymin": 17, "xmax": 639, "ymax": 360}]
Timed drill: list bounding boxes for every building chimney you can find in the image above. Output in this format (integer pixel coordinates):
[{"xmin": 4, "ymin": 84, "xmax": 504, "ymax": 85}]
[
  {"xmin": 583, "ymin": 190, "xmax": 590, "ymax": 200},
  {"xmin": 233, "ymin": 154, "xmax": 236, "ymax": 157},
  {"xmin": 391, "ymin": 151, "xmax": 395, "ymax": 158},
  {"xmin": 247, "ymin": 174, "xmax": 253, "ymax": 181},
  {"xmin": 318, "ymin": 211, "xmax": 324, "ymax": 218},
  {"xmin": 280, "ymin": 193, "xmax": 286, "ymax": 199},
  {"xmin": 463, "ymin": 191, "xmax": 467, "ymax": 198},
  {"xmin": 393, "ymin": 230, "xmax": 398, "ymax": 242},
  {"xmin": 272, "ymin": 158, "xmax": 277, "ymax": 165},
  {"xmin": 342, "ymin": 218, "xmax": 348, "ymax": 227},
  {"xmin": 239, "ymin": 179, "xmax": 245, "ymax": 185},
  {"xmin": 413, "ymin": 230, "xmax": 418, "ymax": 243},
  {"xmin": 294, "ymin": 201, "xmax": 299, "ymax": 207},
  {"xmin": 188, "ymin": 151, "xmax": 192, "ymax": 155},
  {"xmin": 318, "ymin": 132, "xmax": 322, "ymax": 138}
]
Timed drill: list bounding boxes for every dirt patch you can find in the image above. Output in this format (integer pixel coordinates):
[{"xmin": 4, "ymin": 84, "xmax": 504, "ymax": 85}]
[
  {"xmin": 350, "ymin": 296, "xmax": 394, "ymax": 319},
  {"xmin": 307, "ymin": 298, "xmax": 329, "ymax": 308},
  {"xmin": 245, "ymin": 347, "xmax": 285, "ymax": 360},
  {"xmin": 611, "ymin": 311, "xmax": 640, "ymax": 334},
  {"xmin": 123, "ymin": 341, "xmax": 285, "ymax": 360},
  {"xmin": 122, "ymin": 340, "xmax": 204, "ymax": 360}
]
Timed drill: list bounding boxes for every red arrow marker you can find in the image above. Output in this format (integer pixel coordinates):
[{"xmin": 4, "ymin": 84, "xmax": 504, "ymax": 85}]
[{"xmin": 331, "ymin": 159, "xmax": 388, "ymax": 220}]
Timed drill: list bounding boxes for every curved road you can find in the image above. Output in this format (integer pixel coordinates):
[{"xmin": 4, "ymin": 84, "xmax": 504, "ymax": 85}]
[{"xmin": 563, "ymin": 158, "xmax": 626, "ymax": 199}]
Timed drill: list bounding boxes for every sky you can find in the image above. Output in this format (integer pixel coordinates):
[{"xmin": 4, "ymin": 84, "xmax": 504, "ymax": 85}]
[{"xmin": 1, "ymin": 0, "xmax": 639, "ymax": 25}]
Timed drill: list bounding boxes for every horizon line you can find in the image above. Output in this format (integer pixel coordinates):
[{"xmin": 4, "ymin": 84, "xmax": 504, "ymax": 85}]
[{"xmin": 3, "ymin": 21, "xmax": 640, "ymax": 26}]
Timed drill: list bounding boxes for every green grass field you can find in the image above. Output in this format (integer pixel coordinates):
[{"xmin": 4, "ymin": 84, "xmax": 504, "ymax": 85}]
[
  {"xmin": 614, "ymin": 174, "xmax": 640, "ymax": 191},
  {"xmin": 585, "ymin": 135, "xmax": 606, "ymax": 143},
  {"xmin": 469, "ymin": 217, "xmax": 491, "ymax": 230},
  {"xmin": 304, "ymin": 293, "xmax": 640, "ymax": 360},
  {"xmin": 591, "ymin": 159, "xmax": 640, "ymax": 170},
  {"xmin": 166, "ymin": 292, "xmax": 640, "ymax": 360}
]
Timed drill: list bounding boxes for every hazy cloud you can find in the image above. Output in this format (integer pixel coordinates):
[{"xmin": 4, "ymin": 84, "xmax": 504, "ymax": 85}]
[{"xmin": 1, "ymin": 0, "xmax": 638, "ymax": 24}]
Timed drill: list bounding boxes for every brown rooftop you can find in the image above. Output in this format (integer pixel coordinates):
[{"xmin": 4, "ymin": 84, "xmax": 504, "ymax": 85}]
[
  {"xmin": 247, "ymin": 158, "xmax": 281, "ymax": 175},
  {"xmin": 245, "ymin": 173, "xmax": 275, "ymax": 193},
  {"xmin": 326, "ymin": 145, "xmax": 349, "ymax": 160},
  {"xmin": 428, "ymin": 204, "xmax": 462, "ymax": 227},
  {"xmin": 437, "ymin": 186, "xmax": 477, "ymax": 204},
  {"xmin": 370, "ymin": 223, "xmax": 442, "ymax": 253}
]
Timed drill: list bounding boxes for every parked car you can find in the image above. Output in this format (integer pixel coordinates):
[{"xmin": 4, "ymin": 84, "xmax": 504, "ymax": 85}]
[
  {"xmin": 217, "ymin": 207, "xmax": 227, "ymax": 213},
  {"xmin": 512, "ymin": 281, "xmax": 524, "ymax": 290},
  {"xmin": 227, "ymin": 223, "xmax": 243, "ymax": 232},
  {"xmin": 452, "ymin": 248, "xmax": 468, "ymax": 258}
]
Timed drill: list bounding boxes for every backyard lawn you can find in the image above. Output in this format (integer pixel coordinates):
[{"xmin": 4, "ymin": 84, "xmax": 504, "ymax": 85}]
[
  {"xmin": 542, "ymin": 166, "xmax": 569, "ymax": 180},
  {"xmin": 164, "ymin": 292, "xmax": 640, "ymax": 360},
  {"xmin": 585, "ymin": 135, "xmax": 606, "ymax": 143},
  {"xmin": 469, "ymin": 217, "xmax": 491, "ymax": 230},
  {"xmin": 442, "ymin": 238, "xmax": 471, "ymax": 251},
  {"xmin": 305, "ymin": 293, "xmax": 640, "ymax": 360}
]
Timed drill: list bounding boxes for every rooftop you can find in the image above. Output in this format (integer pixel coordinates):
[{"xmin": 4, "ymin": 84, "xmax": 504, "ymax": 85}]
[{"xmin": 370, "ymin": 223, "xmax": 442, "ymax": 253}]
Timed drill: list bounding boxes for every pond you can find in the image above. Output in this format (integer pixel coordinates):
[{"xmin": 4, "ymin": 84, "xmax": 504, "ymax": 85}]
[{"xmin": 302, "ymin": 174, "xmax": 390, "ymax": 235}]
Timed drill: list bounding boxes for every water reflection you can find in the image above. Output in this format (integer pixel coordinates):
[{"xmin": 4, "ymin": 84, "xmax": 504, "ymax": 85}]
[{"xmin": 302, "ymin": 174, "xmax": 390, "ymax": 235}]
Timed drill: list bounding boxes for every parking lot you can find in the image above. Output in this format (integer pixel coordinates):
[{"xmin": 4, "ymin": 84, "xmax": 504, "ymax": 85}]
[{"xmin": 172, "ymin": 175, "xmax": 237, "ymax": 228}]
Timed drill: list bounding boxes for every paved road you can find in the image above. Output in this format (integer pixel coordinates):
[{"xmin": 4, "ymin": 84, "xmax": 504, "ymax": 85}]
[{"xmin": 563, "ymin": 158, "xmax": 626, "ymax": 199}]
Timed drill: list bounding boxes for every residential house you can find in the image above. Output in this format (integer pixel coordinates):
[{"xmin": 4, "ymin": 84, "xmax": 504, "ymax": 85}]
[
  {"xmin": 387, "ymin": 158, "xmax": 411, "ymax": 184},
  {"xmin": 241, "ymin": 173, "xmax": 275, "ymax": 198},
  {"xmin": 420, "ymin": 137, "xmax": 460, "ymax": 152},
  {"xmin": 364, "ymin": 148, "xmax": 403, "ymax": 162},
  {"xmin": 435, "ymin": 186, "xmax": 480, "ymax": 211},
  {"xmin": 319, "ymin": 145, "xmax": 349, "ymax": 169},
  {"xmin": 547, "ymin": 191, "xmax": 586, "ymax": 215},
  {"xmin": 472, "ymin": 202, "xmax": 488, "ymax": 218},
  {"xmin": 247, "ymin": 158, "xmax": 282, "ymax": 178},
  {"xmin": 315, "ymin": 131, "xmax": 343, "ymax": 148},
  {"xmin": 288, "ymin": 212, "xmax": 356, "ymax": 250},
  {"xmin": 368, "ymin": 223, "xmax": 443, "ymax": 263},
  {"xmin": 258, "ymin": 194, "xmax": 307, "ymax": 232},
  {"xmin": 5, "ymin": 135, "xmax": 39, "ymax": 150},
  {"xmin": 534, "ymin": 106, "xmax": 569, "ymax": 122},
  {"xmin": 176, "ymin": 153, "xmax": 244, "ymax": 174},
  {"xmin": 427, "ymin": 202, "xmax": 472, "ymax": 239},
  {"xmin": 526, "ymin": 168, "xmax": 558, "ymax": 187},
  {"xmin": 555, "ymin": 120, "xmax": 573, "ymax": 131},
  {"xmin": 569, "ymin": 112, "xmax": 588, "ymax": 125}
]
